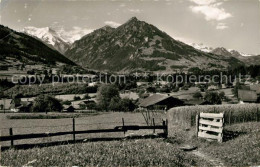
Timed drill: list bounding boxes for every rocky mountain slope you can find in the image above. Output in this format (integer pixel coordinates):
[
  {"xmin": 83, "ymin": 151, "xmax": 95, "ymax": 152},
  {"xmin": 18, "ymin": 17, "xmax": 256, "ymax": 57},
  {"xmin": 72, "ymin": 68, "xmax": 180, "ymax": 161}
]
[
  {"xmin": 65, "ymin": 17, "xmax": 243, "ymax": 73},
  {"xmin": 211, "ymin": 47, "xmax": 260, "ymax": 65},
  {"xmin": 0, "ymin": 25, "xmax": 75, "ymax": 66},
  {"xmin": 23, "ymin": 26, "xmax": 70, "ymax": 54}
]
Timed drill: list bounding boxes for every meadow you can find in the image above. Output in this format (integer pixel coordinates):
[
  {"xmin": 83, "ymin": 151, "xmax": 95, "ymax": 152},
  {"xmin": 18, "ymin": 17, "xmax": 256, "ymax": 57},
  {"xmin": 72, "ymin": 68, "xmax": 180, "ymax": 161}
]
[
  {"xmin": 0, "ymin": 112, "xmax": 166, "ymax": 147},
  {"xmin": 1, "ymin": 139, "xmax": 208, "ymax": 167}
]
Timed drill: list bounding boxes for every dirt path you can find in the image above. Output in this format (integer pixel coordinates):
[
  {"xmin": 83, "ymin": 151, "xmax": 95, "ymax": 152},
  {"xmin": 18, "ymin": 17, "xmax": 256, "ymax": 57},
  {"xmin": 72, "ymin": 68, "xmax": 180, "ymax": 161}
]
[{"xmin": 190, "ymin": 149, "xmax": 225, "ymax": 166}]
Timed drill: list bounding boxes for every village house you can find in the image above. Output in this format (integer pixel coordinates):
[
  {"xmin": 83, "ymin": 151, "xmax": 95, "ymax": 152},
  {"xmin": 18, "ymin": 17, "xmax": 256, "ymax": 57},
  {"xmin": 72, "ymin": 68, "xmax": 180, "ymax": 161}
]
[
  {"xmin": 63, "ymin": 105, "xmax": 75, "ymax": 112},
  {"xmin": 0, "ymin": 99, "xmax": 12, "ymax": 111},
  {"xmin": 139, "ymin": 94, "xmax": 184, "ymax": 110},
  {"xmin": 10, "ymin": 98, "xmax": 32, "ymax": 112},
  {"xmin": 238, "ymin": 89, "xmax": 258, "ymax": 103},
  {"xmin": 249, "ymin": 84, "xmax": 260, "ymax": 95},
  {"xmin": 207, "ymin": 85, "xmax": 219, "ymax": 90}
]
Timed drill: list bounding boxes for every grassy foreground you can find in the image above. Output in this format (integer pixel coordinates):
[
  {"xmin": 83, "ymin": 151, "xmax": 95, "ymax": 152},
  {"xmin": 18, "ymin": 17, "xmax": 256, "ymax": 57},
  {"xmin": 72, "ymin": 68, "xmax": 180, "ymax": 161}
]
[
  {"xmin": 1, "ymin": 139, "xmax": 207, "ymax": 167},
  {"xmin": 201, "ymin": 122, "xmax": 260, "ymax": 166},
  {"xmin": 171, "ymin": 122, "xmax": 260, "ymax": 166}
]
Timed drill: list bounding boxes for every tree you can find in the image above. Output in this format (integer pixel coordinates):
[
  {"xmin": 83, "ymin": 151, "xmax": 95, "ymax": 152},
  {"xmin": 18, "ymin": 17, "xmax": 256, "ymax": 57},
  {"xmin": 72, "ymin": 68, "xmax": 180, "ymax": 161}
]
[
  {"xmin": 193, "ymin": 92, "xmax": 203, "ymax": 99},
  {"xmin": 119, "ymin": 98, "xmax": 136, "ymax": 111},
  {"xmin": 232, "ymin": 82, "xmax": 243, "ymax": 98},
  {"xmin": 219, "ymin": 91, "xmax": 225, "ymax": 100},
  {"xmin": 74, "ymin": 96, "xmax": 81, "ymax": 101},
  {"xmin": 84, "ymin": 94, "xmax": 91, "ymax": 99},
  {"xmin": 204, "ymin": 92, "xmax": 222, "ymax": 105},
  {"xmin": 62, "ymin": 100, "xmax": 71, "ymax": 105},
  {"xmin": 32, "ymin": 95, "xmax": 63, "ymax": 113},
  {"xmin": 97, "ymin": 84, "xmax": 120, "ymax": 111}
]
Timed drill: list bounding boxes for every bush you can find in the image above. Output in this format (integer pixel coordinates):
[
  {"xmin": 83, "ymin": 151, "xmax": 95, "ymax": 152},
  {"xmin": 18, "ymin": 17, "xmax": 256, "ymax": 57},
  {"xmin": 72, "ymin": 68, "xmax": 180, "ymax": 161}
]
[
  {"xmin": 74, "ymin": 96, "xmax": 81, "ymax": 101},
  {"xmin": 193, "ymin": 92, "xmax": 203, "ymax": 99},
  {"xmin": 204, "ymin": 91, "xmax": 222, "ymax": 104},
  {"xmin": 62, "ymin": 100, "xmax": 71, "ymax": 105},
  {"xmin": 32, "ymin": 95, "xmax": 63, "ymax": 113},
  {"xmin": 83, "ymin": 94, "xmax": 91, "ymax": 99}
]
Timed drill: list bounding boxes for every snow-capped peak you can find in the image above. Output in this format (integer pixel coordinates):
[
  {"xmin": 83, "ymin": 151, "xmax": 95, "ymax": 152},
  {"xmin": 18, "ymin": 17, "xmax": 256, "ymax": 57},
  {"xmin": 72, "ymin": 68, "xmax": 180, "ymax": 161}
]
[
  {"xmin": 23, "ymin": 26, "xmax": 67, "ymax": 45},
  {"xmin": 23, "ymin": 26, "xmax": 70, "ymax": 53},
  {"xmin": 228, "ymin": 49, "xmax": 253, "ymax": 57}
]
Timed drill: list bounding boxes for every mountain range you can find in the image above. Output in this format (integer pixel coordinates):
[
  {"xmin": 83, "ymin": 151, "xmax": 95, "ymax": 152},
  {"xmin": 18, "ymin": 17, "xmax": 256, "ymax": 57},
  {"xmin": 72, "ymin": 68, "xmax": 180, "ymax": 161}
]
[
  {"xmin": 65, "ymin": 17, "xmax": 245, "ymax": 73},
  {"xmin": 0, "ymin": 25, "xmax": 75, "ymax": 66},
  {"xmin": 1, "ymin": 17, "xmax": 259, "ymax": 73}
]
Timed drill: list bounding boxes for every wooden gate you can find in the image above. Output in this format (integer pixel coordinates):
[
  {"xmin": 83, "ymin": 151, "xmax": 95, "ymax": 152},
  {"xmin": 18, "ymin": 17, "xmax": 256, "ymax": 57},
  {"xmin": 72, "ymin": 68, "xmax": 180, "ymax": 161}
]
[{"xmin": 196, "ymin": 112, "xmax": 224, "ymax": 142}]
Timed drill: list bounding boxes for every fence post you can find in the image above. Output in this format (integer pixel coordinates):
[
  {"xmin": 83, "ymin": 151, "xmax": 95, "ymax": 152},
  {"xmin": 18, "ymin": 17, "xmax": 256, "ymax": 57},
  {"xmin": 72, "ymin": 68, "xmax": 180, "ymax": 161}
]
[
  {"xmin": 9, "ymin": 128, "xmax": 13, "ymax": 147},
  {"xmin": 257, "ymin": 108, "xmax": 259, "ymax": 122},
  {"xmin": 166, "ymin": 119, "xmax": 168, "ymax": 138},
  {"xmin": 162, "ymin": 120, "xmax": 168, "ymax": 138},
  {"xmin": 122, "ymin": 118, "xmax": 125, "ymax": 136},
  {"xmin": 73, "ymin": 118, "xmax": 75, "ymax": 143},
  {"xmin": 196, "ymin": 114, "xmax": 199, "ymax": 137},
  {"xmin": 152, "ymin": 118, "xmax": 155, "ymax": 133}
]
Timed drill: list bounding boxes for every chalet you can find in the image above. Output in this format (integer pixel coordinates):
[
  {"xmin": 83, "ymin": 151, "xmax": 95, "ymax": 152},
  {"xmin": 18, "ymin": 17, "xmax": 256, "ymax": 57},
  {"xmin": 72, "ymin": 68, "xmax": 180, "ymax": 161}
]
[
  {"xmin": 249, "ymin": 84, "xmax": 260, "ymax": 95},
  {"xmin": 136, "ymin": 82, "xmax": 149, "ymax": 87},
  {"xmin": 63, "ymin": 105, "xmax": 75, "ymax": 112},
  {"xmin": 238, "ymin": 89, "xmax": 258, "ymax": 103},
  {"xmin": 208, "ymin": 85, "xmax": 218, "ymax": 90},
  {"xmin": 0, "ymin": 99, "xmax": 12, "ymax": 110},
  {"xmin": 139, "ymin": 94, "xmax": 184, "ymax": 110},
  {"xmin": 10, "ymin": 98, "xmax": 22, "ymax": 112},
  {"xmin": 10, "ymin": 99, "xmax": 32, "ymax": 112}
]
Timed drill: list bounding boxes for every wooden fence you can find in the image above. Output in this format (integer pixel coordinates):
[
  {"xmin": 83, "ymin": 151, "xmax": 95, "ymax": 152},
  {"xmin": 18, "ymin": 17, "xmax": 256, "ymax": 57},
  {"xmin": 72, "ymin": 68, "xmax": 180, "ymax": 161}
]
[
  {"xmin": 196, "ymin": 112, "xmax": 224, "ymax": 142},
  {"xmin": 0, "ymin": 118, "xmax": 168, "ymax": 147}
]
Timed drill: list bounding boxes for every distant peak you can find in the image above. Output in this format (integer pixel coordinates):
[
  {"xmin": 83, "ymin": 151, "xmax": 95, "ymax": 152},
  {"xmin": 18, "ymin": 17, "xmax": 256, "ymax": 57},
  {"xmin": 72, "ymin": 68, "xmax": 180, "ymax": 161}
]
[
  {"xmin": 126, "ymin": 17, "xmax": 139, "ymax": 23},
  {"xmin": 100, "ymin": 25, "xmax": 114, "ymax": 32}
]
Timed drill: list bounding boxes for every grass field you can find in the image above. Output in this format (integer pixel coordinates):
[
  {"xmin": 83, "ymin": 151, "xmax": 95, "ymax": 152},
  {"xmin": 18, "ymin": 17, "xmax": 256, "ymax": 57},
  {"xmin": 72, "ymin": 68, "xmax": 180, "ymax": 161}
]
[
  {"xmin": 0, "ymin": 112, "xmax": 166, "ymax": 147},
  {"xmin": 169, "ymin": 121, "xmax": 260, "ymax": 166},
  {"xmin": 1, "ymin": 139, "xmax": 208, "ymax": 167},
  {"xmin": 1, "ymin": 111, "xmax": 260, "ymax": 166}
]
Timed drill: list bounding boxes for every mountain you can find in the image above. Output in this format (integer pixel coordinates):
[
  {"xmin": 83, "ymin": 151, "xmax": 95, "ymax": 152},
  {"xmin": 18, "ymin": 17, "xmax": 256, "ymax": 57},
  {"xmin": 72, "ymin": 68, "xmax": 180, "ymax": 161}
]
[
  {"xmin": 65, "ymin": 17, "xmax": 243, "ymax": 73},
  {"xmin": 0, "ymin": 25, "xmax": 75, "ymax": 66},
  {"xmin": 211, "ymin": 47, "xmax": 260, "ymax": 65},
  {"xmin": 190, "ymin": 43, "xmax": 213, "ymax": 53},
  {"xmin": 23, "ymin": 26, "xmax": 70, "ymax": 54}
]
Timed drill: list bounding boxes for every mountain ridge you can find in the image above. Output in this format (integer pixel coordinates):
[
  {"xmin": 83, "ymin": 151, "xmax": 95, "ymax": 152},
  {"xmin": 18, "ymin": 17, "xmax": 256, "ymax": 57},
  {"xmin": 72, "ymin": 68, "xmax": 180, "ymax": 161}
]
[
  {"xmin": 65, "ymin": 17, "xmax": 243, "ymax": 73},
  {"xmin": 0, "ymin": 25, "xmax": 75, "ymax": 66}
]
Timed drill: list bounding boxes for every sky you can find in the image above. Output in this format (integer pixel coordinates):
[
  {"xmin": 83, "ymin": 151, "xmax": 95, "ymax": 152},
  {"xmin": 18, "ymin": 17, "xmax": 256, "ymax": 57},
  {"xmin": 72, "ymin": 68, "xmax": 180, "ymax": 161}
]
[{"xmin": 0, "ymin": 0, "xmax": 260, "ymax": 54}]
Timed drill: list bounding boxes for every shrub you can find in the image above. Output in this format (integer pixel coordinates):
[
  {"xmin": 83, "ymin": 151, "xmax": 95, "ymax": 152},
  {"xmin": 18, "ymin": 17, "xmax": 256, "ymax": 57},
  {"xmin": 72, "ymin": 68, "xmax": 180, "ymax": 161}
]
[
  {"xmin": 74, "ymin": 96, "xmax": 81, "ymax": 101},
  {"xmin": 62, "ymin": 100, "xmax": 71, "ymax": 105},
  {"xmin": 193, "ymin": 92, "xmax": 203, "ymax": 99},
  {"xmin": 32, "ymin": 95, "xmax": 63, "ymax": 113},
  {"xmin": 204, "ymin": 91, "xmax": 222, "ymax": 104}
]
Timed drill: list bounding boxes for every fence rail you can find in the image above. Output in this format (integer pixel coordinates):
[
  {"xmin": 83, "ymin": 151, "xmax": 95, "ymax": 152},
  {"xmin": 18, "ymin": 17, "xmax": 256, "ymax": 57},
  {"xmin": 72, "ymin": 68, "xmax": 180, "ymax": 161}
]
[{"xmin": 0, "ymin": 118, "xmax": 168, "ymax": 147}]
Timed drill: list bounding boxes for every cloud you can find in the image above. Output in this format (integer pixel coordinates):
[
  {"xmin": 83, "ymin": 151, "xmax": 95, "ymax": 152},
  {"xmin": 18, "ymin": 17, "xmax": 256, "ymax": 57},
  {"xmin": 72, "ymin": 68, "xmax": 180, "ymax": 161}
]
[
  {"xmin": 189, "ymin": 0, "xmax": 216, "ymax": 5},
  {"xmin": 216, "ymin": 22, "xmax": 228, "ymax": 30},
  {"xmin": 104, "ymin": 21, "xmax": 121, "ymax": 28},
  {"xmin": 128, "ymin": 9, "xmax": 142, "ymax": 13},
  {"xmin": 57, "ymin": 26, "xmax": 93, "ymax": 43},
  {"xmin": 119, "ymin": 3, "xmax": 126, "ymax": 7},
  {"xmin": 190, "ymin": 0, "xmax": 232, "ymax": 21}
]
